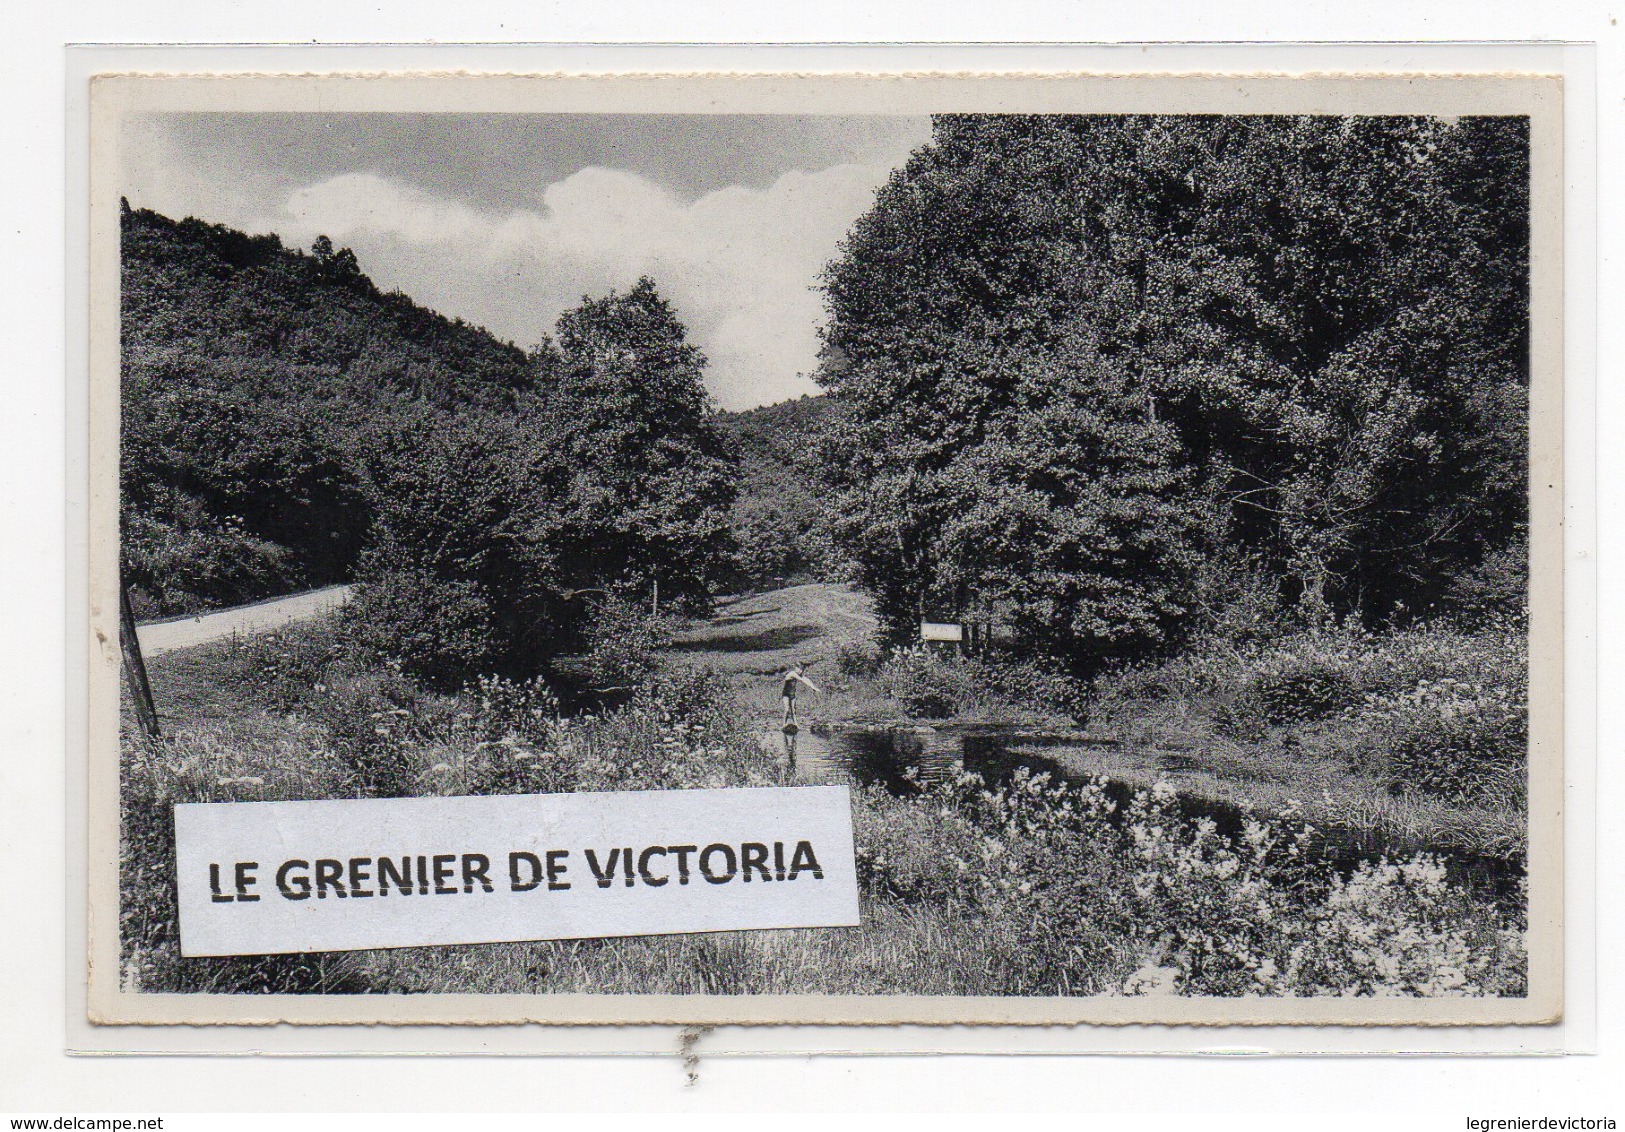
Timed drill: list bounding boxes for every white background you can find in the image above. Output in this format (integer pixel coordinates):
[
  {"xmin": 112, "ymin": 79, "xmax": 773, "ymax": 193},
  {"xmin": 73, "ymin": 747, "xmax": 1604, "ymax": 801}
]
[{"xmin": 3, "ymin": 0, "xmax": 1621, "ymax": 1119}]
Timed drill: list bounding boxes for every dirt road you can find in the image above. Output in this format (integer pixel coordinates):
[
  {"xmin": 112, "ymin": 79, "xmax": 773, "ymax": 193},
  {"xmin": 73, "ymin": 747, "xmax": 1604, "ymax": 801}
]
[{"xmin": 136, "ymin": 584, "xmax": 351, "ymax": 656}]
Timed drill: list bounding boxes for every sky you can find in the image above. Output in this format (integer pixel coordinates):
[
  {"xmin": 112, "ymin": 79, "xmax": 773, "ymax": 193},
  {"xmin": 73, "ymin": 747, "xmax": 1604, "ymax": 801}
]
[{"xmin": 121, "ymin": 113, "xmax": 933, "ymax": 410}]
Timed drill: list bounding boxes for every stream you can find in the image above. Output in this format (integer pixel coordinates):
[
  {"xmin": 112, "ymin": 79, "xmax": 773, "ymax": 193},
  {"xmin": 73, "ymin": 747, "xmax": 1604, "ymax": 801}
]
[{"xmin": 762, "ymin": 721, "xmax": 1525, "ymax": 904}]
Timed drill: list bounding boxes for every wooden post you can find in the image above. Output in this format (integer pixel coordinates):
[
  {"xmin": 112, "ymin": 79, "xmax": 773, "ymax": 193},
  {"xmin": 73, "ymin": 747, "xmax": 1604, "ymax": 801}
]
[{"xmin": 118, "ymin": 582, "xmax": 160, "ymax": 739}]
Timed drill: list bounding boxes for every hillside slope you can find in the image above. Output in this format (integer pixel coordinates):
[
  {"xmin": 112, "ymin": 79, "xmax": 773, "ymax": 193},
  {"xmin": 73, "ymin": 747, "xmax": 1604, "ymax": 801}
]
[
  {"xmin": 119, "ymin": 204, "xmax": 539, "ymax": 615},
  {"xmin": 714, "ymin": 394, "xmax": 846, "ymax": 589},
  {"xmin": 121, "ymin": 203, "xmax": 535, "ymax": 409}
]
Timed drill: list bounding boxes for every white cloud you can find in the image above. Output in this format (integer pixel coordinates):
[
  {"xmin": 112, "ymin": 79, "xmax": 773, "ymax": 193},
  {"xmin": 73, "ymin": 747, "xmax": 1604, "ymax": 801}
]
[{"xmin": 233, "ymin": 164, "xmax": 890, "ymax": 409}]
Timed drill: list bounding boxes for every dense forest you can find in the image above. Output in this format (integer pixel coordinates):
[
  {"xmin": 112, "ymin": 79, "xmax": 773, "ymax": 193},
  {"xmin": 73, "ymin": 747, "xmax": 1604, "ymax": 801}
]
[
  {"xmin": 820, "ymin": 114, "xmax": 1529, "ymax": 672},
  {"xmin": 713, "ymin": 394, "xmax": 847, "ymax": 589},
  {"xmin": 123, "ymin": 113, "xmax": 1531, "ymax": 685},
  {"xmin": 120, "ymin": 204, "xmax": 734, "ymax": 686}
]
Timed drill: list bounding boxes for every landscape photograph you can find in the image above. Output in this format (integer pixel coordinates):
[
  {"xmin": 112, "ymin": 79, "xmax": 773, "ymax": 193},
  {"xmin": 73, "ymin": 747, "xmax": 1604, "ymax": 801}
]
[{"xmin": 109, "ymin": 103, "xmax": 1543, "ymax": 1006}]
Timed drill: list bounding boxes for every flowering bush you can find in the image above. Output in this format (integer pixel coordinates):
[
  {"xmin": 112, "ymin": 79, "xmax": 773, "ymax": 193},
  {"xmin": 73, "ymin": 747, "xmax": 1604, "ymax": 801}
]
[
  {"xmin": 124, "ymin": 630, "xmax": 782, "ymax": 995},
  {"xmin": 853, "ymin": 767, "xmax": 1526, "ymax": 998},
  {"xmin": 329, "ymin": 671, "xmax": 769, "ymax": 799},
  {"xmin": 852, "ymin": 770, "xmax": 1139, "ymax": 994},
  {"xmin": 878, "ymin": 646, "xmax": 968, "ymax": 717},
  {"xmin": 1283, "ymin": 860, "xmax": 1527, "ymax": 996}
]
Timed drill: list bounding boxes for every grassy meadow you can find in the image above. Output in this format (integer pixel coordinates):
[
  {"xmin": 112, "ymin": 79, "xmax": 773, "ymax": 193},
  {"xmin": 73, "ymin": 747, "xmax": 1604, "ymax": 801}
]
[{"xmin": 120, "ymin": 591, "xmax": 1529, "ymax": 1000}]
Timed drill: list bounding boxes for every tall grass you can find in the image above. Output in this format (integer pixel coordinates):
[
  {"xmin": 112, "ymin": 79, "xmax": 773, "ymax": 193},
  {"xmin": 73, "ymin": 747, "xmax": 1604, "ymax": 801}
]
[
  {"xmin": 1085, "ymin": 618, "xmax": 1529, "ymax": 859},
  {"xmin": 121, "ymin": 616, "xmax": 1528, "ymax": 999},
  {"xmin": 120, "ymin": 712, "xmax": 374, "ymax": 994}
]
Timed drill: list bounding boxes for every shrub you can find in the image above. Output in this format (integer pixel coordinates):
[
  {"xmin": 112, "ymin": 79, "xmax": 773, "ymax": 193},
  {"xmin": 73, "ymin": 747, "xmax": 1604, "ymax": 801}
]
[
  {"xmin": 1345, "ymin": 679, "xmax": 1527, "ymax": 805},
  {"xmin": 1443, "ymin": 539, "xmax": 1528, "ymax": 627},
  {"xmin": 876, "ymin": 646, "xmax": 1084, "ymax": 721},
  {"xmin": 462, "ymin": 673, "xmax": 561, "ymax": 746},
  {"xmin": 1097, "ymin": 620, "xmax": 1529, "ymax": 772},
  {"xmin": 123, "ymin": 508, "xmax": 298, "ymax": 617},
  {"xmin": 581, "ymin": 597, "xmax": 681, "ymax": 694},
  {"xmin": 300, "ymin": 666, "xmax": 423, "ymax": 798},
  {"xmin": 342, "ymin": 565, "xmax": 502, "ymax": 689},
  {"xmin": 222, "ymin": 618, "xmax": 351, "ymax": 712},
  {"xmin": 856, "ymin": 768, "xmax": 1527, "ymax": 997},
  {"xmin": 1184, "ymin": 549, "xmax": 1292, "ymax": 647},
  {"xmin": 562, "ymin": 667, "xmax": 776, "ymax": 793},
  {"xmin": 850, "ymin": 772, "xmax": 1140, "ymax": 994},
  {"xmin": 835, "ymin": 639, "xmax": 882, "ymax": 677},
  {"xmin": 851, "ymin": 782, "xmax": 983, "ymax": 905},
  {"xmin": 636, "ymin": 667, "xmax": 736, "ymax": 729},
  {"xmin": 961, "ymin": 653, "xmax": 1085, "ymax": 717},
  {"xmin": 1289, "ymin": 621, "xmax": 1532, "ymax": 803},
  {"xmin": 1209, "ymin": 636, "xmax": 1375, "ymax": 726},
  {"xmin": 878, "ymin": 647, "xmax": 968, "ymax": 718},
  {"xmin": 1117, "ymin": 777, "xmax": 1523, "ymax": 996},
  {"xmin": 1251, "ymin": 655, "xmax": 1361, "ymax": 723}
]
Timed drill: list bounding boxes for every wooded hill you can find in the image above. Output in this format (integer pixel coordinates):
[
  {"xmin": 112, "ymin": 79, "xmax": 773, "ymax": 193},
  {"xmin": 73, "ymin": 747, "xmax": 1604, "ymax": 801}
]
[
  {"xmin": 120, "ymin": 204, "xmax": 539, "ymax": 613},
  {"xmin": 120, "ymin": 205, "xmax": 735, "ymax": 686},
  {"xmin": 121, "ymin": 205, "xmax": 536, "ymax": 409},
  {"xmin": 713, "ymin": 394, "xmax": 847, "ymax": 589}
]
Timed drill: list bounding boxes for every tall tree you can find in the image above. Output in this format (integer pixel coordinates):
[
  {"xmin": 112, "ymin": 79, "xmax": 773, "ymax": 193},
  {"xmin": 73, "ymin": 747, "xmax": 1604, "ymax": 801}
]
[
  {"xmin": 525, "ymin": 277, "xmax": 737, "ymax": 616},
  {"xmin": 820, "ymin": 114, "xmax": 1529, "ymax": 666}
]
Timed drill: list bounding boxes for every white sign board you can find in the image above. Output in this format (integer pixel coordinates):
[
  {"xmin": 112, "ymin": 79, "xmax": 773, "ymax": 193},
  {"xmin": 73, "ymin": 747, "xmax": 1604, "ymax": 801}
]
[
  {"xmin": 173, "ymin": 786, "xmax": 859, "ymax": 956},
  {"xmin": 919, "ymin": 621, "xmax": 964, "ymax": 642}
]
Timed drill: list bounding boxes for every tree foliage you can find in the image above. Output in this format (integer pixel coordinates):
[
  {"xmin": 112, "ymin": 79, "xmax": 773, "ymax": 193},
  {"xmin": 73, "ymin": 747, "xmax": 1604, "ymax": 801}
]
[
  {"xmin": 121, "ymin": 209, "xmax": 736, "ymax": 687},
  {"xmin": 716, "ymin": 394, "xmax": 849, "ymax": 590},
  {"xmin": 820, "ymin": 114, "xmax": 1529, "ymax": 670},
  {"xmin": 522, "ymin": 277, "xmax": 737, "ymax": 617}
]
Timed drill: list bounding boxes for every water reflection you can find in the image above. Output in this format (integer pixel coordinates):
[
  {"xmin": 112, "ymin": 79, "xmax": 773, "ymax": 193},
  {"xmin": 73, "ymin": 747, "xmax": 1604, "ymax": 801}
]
[
  {"xmin": 824, "ymin": 726, "xmax": 955, "ymax": 791},
  {"xmin": 760, "ymin": 723, "xmax": 1524, "ymax": 904},
  {"xmin": 781, "ymin": 727, "xmax": 798, "ymax": 777},
  {"xmin": 799, "ymin": 724, "xmax": 1074, "ymax": 792}
]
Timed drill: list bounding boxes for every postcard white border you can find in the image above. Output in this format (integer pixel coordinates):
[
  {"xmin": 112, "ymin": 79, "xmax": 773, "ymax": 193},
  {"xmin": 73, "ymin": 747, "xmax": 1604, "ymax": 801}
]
[{"xmin": 80, "ymin": 64, "xmax": 1568, "ymax": 1032}]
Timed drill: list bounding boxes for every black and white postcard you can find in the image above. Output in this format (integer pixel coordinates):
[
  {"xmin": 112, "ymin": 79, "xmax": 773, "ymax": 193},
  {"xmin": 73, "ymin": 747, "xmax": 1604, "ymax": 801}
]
[{"xmin": 86, "ymin": 72, "xmax": 1564, "ymax": 1026}]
